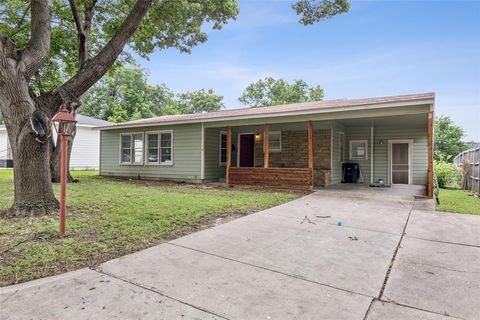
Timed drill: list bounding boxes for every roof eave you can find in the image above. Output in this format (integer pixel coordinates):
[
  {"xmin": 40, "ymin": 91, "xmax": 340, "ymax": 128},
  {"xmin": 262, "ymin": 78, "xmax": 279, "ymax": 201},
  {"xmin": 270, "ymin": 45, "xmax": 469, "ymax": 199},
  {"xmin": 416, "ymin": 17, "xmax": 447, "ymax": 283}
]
[{"xmin": 99, "ymin": 97, "xmax": 435, "ymax": 131}]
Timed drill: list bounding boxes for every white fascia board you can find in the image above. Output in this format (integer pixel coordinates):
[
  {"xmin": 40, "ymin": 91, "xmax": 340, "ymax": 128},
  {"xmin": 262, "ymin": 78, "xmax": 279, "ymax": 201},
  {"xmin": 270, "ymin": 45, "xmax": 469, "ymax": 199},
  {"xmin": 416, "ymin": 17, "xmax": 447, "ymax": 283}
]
[{"xmin": 99, "ymin": 99, "xmax": 434, "ymax": 131}]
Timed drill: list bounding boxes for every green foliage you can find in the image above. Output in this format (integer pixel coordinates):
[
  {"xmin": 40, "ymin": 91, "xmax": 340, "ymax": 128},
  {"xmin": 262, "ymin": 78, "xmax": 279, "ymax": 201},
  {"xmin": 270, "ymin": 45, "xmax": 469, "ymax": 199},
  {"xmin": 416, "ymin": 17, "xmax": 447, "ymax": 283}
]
[
  {"xmin": 176, "ymin": 89, "xmax": 225, "ymax": 114},
  {"xmin": 0, "ymin": 0, "xmax": 240, "ymax": 94},
  {"xmin": 80, "ymin": 65, "xmax": 224, "ymax": 122},
  {"xmin": 437, "ymin": 189, "xmax": 480, "ymax": 215},
  {"xmin": 293, "ymin": 0, "xmax": 350, "ymax": 25},
  {"xmin": 434, "ymin": 115, "xmax": 469, "ymax": 162},
  {"xmin": 0, "ymin": 169, "xmax": 298, "ymax": 286},
  {"xmin": 0, "ymin": 1, "xmax": 348, "ymax": 97},
  {"xmin": 239, "ymin": 77, "xmax": 324, "ymax": 108},
  {"xmin": 434, "ymin": 160, "xmax": 462, "ymax": 189}
]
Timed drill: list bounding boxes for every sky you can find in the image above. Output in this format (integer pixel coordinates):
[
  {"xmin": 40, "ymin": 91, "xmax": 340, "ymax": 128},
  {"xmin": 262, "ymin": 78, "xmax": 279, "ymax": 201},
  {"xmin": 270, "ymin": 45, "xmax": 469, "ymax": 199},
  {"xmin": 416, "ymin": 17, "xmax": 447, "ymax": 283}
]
[{"xmin": 137, "ymin": 0, "xmax": 480, "ymax": 141}]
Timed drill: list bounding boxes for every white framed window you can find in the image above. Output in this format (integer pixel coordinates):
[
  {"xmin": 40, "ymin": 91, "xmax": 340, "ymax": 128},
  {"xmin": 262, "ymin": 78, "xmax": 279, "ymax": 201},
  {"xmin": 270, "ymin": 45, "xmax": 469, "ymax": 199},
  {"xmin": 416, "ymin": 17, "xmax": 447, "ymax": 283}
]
[
  {"xmin": 268, "ymin": 131, "xmax": 281, "ymax": 152},
  {"xmin": 120, "ymin": 133, "xmax": 144, "ymax": 165},
  {"xmin": 146, "ymin": 132, "xmax": 159, "ymax": 164},
  {"xmin": 219, "ymin": 131, "xmax": 227, "ymax": 166},
  {"xmin": 159, "ymin": 131, "xmax": 173, "ymax": 165},
  {"xmin": 145, "ymin": 131, "xmax": 173, "ymax": 165},
  {"xmin": 120, "ymin": 134, "xmax": 132, "ymax": 164},
  {"xmin": 339, "ymin": 131, "xmax": 345, "ymax": 162},
  {"xmin": 349, "ymin": 139, "xmax": 368, "ymax": 160}
]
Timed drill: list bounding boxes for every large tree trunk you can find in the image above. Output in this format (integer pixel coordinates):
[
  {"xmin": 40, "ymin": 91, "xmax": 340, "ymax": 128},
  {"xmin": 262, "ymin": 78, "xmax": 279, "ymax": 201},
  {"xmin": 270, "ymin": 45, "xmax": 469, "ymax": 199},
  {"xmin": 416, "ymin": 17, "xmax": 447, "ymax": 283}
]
[
  {"xmin": 0, "ymin": 98, "xmax": 58, "ymax": 217},
  {"xmin": 0, "ymin": 0, "xmax": 56, "ymax": 216},
  {"xmin": 9, "ymin": 118, "xmax": 59, "ymax": 216},
  {"xmin": 0, "ymin": 0, "xmax": 153, "ymax": 216}
]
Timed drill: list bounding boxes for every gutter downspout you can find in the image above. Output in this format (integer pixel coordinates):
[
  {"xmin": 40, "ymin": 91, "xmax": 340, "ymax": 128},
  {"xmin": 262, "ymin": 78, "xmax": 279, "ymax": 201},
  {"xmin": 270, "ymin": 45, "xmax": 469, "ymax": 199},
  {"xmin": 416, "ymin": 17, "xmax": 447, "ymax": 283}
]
[
  {"xmin": 200, "ymin": 122, "xmax": 205, "ymax": 181},
  {"xmin": 370, "ymin": 125, "xmax": 374, "ymax": 184}
]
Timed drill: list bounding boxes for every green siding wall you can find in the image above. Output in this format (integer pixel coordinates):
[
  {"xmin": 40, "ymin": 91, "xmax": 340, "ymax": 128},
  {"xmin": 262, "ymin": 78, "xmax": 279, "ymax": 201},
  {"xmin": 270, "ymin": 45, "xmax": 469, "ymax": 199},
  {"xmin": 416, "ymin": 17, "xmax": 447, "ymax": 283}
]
[
  {"xmin": 204, "ymin": 127, "xmax": 226, "ymax": 181},
  {"xmin": 331, "ymin": 121, "xmax": 346, "ymax": 184},
  {"xmin": 100, "ymin": 123, "xmax": 202, "ymax": 181},
  {"xmin": 373, "ymin": 127, "xmax": 428, "ymax": 185},
  {"xmin": 339, "ymin": 126, "xmax": 428, "ymax": 186},
  {"xmin": 345, "ymin": 127, "xmax": 372, "ymax": 184}
]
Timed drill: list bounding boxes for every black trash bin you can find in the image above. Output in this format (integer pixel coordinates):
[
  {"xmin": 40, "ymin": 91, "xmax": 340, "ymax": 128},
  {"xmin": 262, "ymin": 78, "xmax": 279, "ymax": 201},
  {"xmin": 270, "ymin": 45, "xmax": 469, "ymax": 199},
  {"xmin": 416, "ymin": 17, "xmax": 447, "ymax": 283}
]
[{"xmin": 342, "ymin": 163, "xmax": 360, "ymax": 183}]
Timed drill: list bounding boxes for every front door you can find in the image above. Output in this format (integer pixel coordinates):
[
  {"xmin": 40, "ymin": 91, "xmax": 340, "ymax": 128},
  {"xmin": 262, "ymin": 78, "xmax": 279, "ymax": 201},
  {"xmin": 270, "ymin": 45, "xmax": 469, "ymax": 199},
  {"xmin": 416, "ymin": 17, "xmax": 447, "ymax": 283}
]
[
  {"xmin": 239, "ymin": 134, "xmax": 255, "ymax": 167},
  {"xmin": 391, "ymin": 142, "xmax": 410, "ymax": 184}
]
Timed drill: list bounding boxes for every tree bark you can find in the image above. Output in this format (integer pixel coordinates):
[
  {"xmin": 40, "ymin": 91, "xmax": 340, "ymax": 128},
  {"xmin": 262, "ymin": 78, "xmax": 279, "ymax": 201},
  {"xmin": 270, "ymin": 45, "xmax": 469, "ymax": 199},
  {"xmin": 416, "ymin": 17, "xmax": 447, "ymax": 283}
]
[
  {"xmin": 0, "ymin": 0, "xmax": 153, "ymax": 216},
  {"xmin": 0, "ymin": 0, "xmax": 58, "ymax": 216},
  {"xmin": 0, "ymin": 75, "xmax": 58, "ymax": 216}
]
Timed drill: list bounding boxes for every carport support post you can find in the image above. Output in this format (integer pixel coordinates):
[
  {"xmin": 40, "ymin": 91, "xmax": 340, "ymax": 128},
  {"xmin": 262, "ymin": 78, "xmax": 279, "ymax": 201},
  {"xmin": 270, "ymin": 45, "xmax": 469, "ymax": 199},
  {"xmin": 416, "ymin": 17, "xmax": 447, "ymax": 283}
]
[
  {"xmin": 308, "ymin": 120, "xmax": 314, "ymax": 189},
  {"xmin": 226, "ymin": 126, "xmax": 231, "ymax": 185},
  {"xmin": 264, "ymin": 124, "xmax": 269, "ymax": 168},
  {"xmin": 427, "ymin": 112, "xmax": 434, "ymax": 197}
]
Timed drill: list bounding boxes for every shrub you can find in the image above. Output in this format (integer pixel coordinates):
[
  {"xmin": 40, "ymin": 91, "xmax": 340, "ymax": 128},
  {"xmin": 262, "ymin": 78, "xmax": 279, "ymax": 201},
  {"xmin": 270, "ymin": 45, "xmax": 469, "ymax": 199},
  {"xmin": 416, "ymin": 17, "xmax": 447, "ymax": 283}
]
[{"xmin": 434, "ymin": 160, "xmax": 462, "ymax": 189}]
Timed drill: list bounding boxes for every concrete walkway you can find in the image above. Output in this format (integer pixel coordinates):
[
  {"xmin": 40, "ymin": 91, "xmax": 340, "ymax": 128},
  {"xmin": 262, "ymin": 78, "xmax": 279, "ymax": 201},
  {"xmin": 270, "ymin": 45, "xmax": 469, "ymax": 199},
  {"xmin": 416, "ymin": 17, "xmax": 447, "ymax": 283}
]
[{"xmin": 1, "ymin": 190, "xmax": 479, "ymax": 319}]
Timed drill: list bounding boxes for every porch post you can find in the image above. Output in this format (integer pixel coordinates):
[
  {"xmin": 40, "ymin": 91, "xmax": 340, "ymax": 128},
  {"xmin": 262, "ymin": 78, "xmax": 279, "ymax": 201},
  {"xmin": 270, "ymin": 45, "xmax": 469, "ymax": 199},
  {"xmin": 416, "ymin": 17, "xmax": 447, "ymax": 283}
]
[
  {"xmin": 226, "ymin": 126, "xmax": 231, "ymax": 185},
  {"xmin": 308, "ymin": 121, "xmax": 314, "ymax": 190},
  {"xmin": 264, "ymin": 124, "xmax": 269, "ymax": 168},
  {"xmin": 308, "ymin": 120, "xmax": 314, "ymax": 169},
  {"xmin": 427, "ymin": 112, "xmax": 434, "ymax": 197}
]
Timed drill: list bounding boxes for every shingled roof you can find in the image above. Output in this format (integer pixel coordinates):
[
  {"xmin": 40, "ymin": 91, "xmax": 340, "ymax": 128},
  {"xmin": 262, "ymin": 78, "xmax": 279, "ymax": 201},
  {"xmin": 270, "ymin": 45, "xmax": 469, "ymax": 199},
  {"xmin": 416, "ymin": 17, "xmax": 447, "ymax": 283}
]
[{"xmin": 100, "ymin": 92, "xmax": 435, "ymax": 130}]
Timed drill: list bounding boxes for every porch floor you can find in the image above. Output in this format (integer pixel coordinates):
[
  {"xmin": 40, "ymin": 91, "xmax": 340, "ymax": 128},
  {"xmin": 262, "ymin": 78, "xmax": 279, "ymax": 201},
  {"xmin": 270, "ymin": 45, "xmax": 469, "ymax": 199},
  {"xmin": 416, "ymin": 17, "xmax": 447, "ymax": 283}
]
[{"xmin": 323, "ymin": 183, "xmax": 427, "ymax": 199}]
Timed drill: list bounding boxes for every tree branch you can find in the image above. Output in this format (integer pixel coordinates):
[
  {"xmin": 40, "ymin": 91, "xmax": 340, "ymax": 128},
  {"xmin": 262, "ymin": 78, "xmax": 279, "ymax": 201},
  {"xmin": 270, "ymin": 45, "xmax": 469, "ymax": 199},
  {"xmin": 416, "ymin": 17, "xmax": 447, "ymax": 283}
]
[
  {"xmin": 68, "ymin": 0, "xmax": 88, "ymax": 68},
  {"xmin": 10, "ymin": 4, "xmax": 31, "ymax": 37},
  {"xmin": 21, "ymin": 0, "xmax": 51, "ymax": 79},
  {"xmin": 43, "ymin": 0, "xmax": 154, "ymax": 112}
]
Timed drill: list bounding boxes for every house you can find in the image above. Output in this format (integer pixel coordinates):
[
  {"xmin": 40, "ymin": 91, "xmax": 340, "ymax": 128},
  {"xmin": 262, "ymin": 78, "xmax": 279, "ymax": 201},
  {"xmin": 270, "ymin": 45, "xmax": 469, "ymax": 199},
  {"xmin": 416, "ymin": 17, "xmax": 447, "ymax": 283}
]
[
  {"xmin": 0, "ymin": 114, "xmax": 111, "ymax": 169},
  {"xmin": 98, "ymin": 92, "xmax": 435, "ymax": 196}
]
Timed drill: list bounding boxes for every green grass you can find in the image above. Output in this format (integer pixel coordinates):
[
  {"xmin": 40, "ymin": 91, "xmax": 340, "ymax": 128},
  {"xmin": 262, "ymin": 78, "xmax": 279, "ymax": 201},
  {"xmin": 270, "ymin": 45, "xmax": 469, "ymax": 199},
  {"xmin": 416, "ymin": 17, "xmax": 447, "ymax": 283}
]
[
  {"xmin": 0, "ymin": 170, "xmax": 298, "ymax": 286},
  {"xmin": 437, "ymin": 188, "xmax": 480, "ymax": 215}
]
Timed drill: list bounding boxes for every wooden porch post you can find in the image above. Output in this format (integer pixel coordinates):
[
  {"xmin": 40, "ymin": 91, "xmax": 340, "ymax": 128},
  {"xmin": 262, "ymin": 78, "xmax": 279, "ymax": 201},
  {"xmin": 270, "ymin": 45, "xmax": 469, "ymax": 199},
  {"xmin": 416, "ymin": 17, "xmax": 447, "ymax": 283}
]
[
  {"xmin": 308, "ymin": 121, "xmax": 314, "ymax": 169},
  {"xmin": 264, "ymin": 124, "xmax": 269, "ymax": 168},
  {"xmin": 308, "ymin": 121, "xmax": 314, "ymax": 189},
  {"xmin": 427, "ymin": 112, "xmax": 434, "ymax": 197},
  {"xmin": 226, "ymin": 126, "xmax": 231, "ymax": 185}
]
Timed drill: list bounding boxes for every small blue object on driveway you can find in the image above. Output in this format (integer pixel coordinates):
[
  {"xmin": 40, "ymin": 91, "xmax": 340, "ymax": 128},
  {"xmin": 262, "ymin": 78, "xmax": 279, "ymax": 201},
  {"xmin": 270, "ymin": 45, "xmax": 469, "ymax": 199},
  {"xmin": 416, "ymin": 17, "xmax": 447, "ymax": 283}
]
[{"xmin": 336, "ymin": 221, "xmax": 342, "ymax": 226}]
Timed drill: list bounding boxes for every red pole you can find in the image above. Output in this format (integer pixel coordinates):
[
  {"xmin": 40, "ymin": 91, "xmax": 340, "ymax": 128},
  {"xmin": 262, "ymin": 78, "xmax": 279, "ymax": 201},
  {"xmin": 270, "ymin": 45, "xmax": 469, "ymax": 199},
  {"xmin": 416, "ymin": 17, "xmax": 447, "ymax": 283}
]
[{"xmin": 59, "ymin": 134, "xmax": 67, "ymax": 237}]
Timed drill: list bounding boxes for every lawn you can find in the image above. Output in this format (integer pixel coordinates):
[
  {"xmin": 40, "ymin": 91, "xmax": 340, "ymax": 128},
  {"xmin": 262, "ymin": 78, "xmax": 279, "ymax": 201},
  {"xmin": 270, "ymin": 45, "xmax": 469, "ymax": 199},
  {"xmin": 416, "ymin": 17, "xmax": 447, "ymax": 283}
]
[
  {"xmin": 437, "ymin": 188, "xmax": 480, "ymax": 215},
  {"xmin": 0, "ymin": 170, "xmax": 298, "ymax": 287}
]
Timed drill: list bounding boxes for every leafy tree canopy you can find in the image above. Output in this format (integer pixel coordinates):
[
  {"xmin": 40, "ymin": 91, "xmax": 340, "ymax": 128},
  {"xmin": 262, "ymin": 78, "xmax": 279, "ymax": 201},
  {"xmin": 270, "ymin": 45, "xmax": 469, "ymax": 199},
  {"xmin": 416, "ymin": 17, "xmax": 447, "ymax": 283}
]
[
  {"xmin": 81, "ymin": 65, "xmax": 224, "ymax": 122},
  {"xmin": 0, "ymin": 0, "xmax": 240, "ymax": 95},
  {"xmin": 434, "ymin": 115, "xmax": 469, "ymax": 162},
  {"xmin": 293, "ymin": 0, "xmax": 350, "ymax": 25},
  {"xmin": 0, "ymin": 0, "xmax": 349, "ymax": 97},
  {"xmin": 238, "ymin": 77, "xmax": 324, "ymax": 107},
  {"xmin": 176, "ymin": 89, "xmax": 224, "ymax": 114}
]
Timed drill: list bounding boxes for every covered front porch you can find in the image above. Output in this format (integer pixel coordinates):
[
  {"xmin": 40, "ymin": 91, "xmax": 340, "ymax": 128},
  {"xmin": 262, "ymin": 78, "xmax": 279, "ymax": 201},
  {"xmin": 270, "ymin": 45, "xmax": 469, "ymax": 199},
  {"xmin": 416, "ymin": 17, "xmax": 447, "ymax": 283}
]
[
  {"xmin": 223, "ymin": 120, "xmax": 327, "ymax": 191},
  {"xmin": 202, "ymin": 110, "xmax": 434, "ymax": 196}
]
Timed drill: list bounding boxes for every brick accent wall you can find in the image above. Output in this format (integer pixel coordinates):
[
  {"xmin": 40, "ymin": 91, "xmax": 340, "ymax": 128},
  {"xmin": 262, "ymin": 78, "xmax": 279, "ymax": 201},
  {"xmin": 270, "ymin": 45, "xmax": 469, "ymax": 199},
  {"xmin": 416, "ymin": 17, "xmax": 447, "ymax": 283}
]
[{"xmin": 253, "ymin": 129, "xmax": 332, "ymax": 186}]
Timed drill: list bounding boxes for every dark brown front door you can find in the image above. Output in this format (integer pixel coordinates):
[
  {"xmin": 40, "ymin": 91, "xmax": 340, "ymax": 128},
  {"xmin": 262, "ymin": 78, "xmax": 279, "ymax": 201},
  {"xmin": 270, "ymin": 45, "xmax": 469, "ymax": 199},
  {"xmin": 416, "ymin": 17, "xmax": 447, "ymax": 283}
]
[{"xmin": 239, "ymin": 134, "xmax": 255, "ymax": 167}]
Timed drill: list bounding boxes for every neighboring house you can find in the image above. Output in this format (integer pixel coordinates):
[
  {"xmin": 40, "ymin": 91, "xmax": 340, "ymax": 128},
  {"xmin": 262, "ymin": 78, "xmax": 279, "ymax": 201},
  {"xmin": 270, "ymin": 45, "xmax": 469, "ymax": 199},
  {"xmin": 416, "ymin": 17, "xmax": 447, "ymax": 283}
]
[
  {"xmin": 0, "ymin": 114, "xmax": 111, "ymax": 169},
  {"xmin": 98, "ymin": 92, "xmax": 435, "ymax": 196}
]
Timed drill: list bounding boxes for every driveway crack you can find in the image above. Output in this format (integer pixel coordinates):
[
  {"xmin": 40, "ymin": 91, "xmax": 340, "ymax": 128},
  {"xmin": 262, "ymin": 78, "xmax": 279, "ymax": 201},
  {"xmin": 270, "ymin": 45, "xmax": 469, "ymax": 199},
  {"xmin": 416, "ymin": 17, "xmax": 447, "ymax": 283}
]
[
  {"xmin": 94, "ymin": 268, "xmax": 232, "ymax": 320},
  {"xmin": 377, "ymin": 199, "xmax": 416, "ymax": 300}
]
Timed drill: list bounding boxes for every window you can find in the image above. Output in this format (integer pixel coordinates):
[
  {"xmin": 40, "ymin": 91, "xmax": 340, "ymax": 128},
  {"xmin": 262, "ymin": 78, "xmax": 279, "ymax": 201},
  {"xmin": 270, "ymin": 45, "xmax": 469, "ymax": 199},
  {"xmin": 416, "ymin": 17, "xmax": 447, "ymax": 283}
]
[
  {"xmin": 219, "ymin": 132, "xmax": 227, "ymax": 165},
  {"xmin": 133, "ymin": 134, "xmax": 144, "ymax": 164},
  {"xmin": 349, "ymin": 140, "xmax": 368, "ymax": 160},
  {"xmin": 120, "ymin": 133, "xmax": 144, "ymax": 164},
  {"xmin": 339, "ymin": 132, "xmax": 345, "ymax": 162},
  {"xmin": 160, "ymin": 131, "xmax": 173, "ymax": 164},
  {"xmin": 147, "ymin": 132, "xmax": 159, "ymax": 164},
  {"xmin": 268, "ymin": 131, "xmax": 281, "ymax": 152},
  {"xmin": 120, "ymin": 134, "xmax": 132, "ymax": 164}
]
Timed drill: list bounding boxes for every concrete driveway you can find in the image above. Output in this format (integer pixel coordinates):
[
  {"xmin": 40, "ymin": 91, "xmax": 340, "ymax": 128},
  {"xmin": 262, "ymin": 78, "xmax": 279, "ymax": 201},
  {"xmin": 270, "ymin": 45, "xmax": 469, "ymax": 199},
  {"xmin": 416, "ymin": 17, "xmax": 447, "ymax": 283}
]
[{"xmin": 1, "ymin": 189, "xmax": 479, "ymax": 320}]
